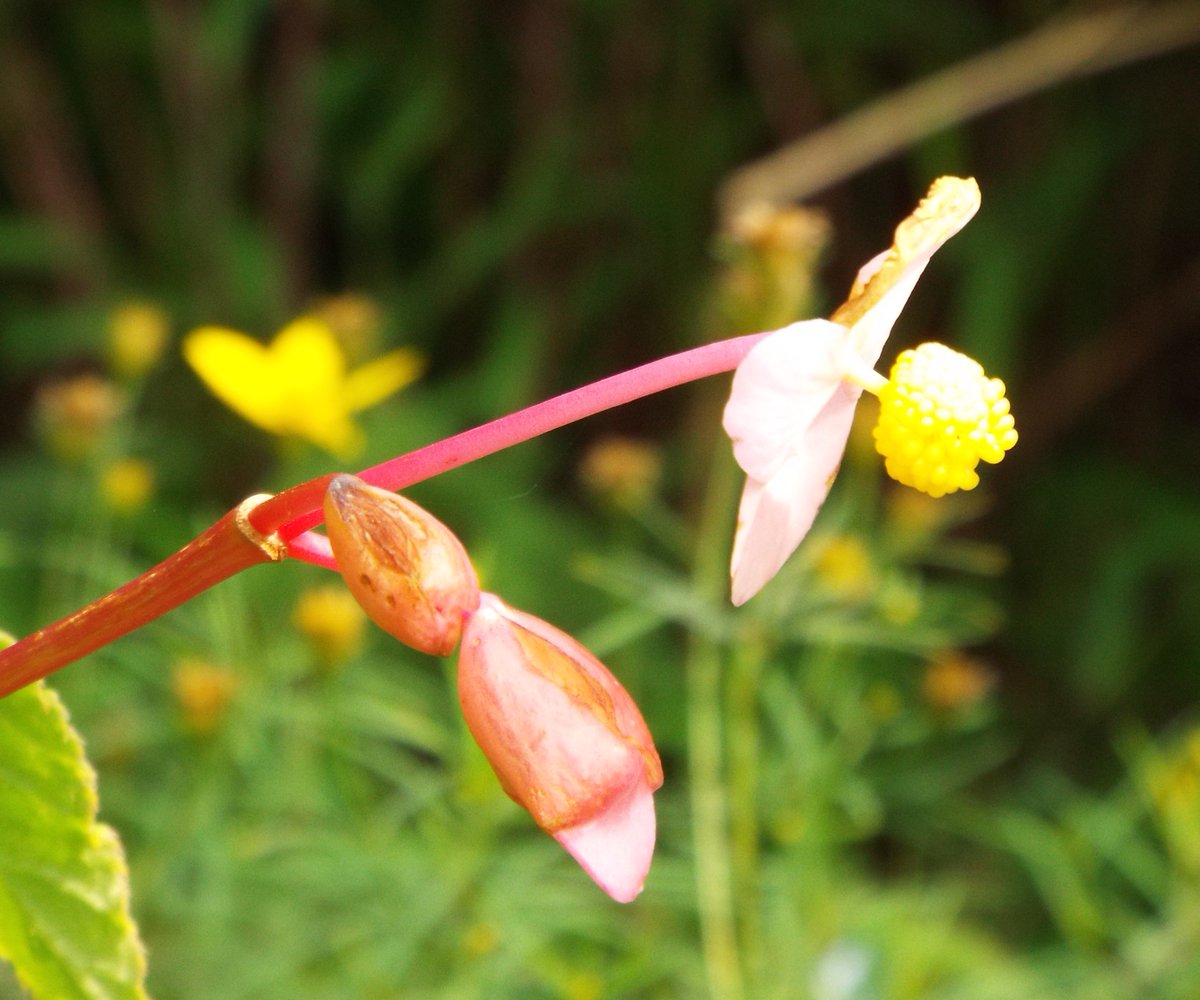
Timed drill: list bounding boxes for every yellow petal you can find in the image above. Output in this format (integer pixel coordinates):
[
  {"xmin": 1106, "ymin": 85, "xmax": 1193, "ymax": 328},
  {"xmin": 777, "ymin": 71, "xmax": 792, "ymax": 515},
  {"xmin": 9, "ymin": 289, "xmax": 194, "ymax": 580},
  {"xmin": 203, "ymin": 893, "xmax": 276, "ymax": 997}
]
[
  {"xmin": 268, "ymin": 318, "xmax": 369, "ymax": 453},
  {"xmin": 184, "ymin": 317, "xmax": 406, "ymax": 456},
  {"xmin": 294, "ymin": 410, "xmax": 364, "ymax": 457},
  {"xmin": 183, "ymin": 326, "xmax": 289, "ymax": 433},
  {"xmin": 269, "ymin": 318, "xmax": 348, "ymax": 407},
  {"xmin": 343, "ymin": 347, "xmax": 425, "ymax": 413}
]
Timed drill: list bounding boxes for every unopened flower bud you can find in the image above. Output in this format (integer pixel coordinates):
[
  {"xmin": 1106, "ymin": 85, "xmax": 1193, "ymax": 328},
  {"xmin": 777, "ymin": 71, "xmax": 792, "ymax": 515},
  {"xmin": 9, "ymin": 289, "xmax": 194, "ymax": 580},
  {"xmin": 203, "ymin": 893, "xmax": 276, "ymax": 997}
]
[
  {"xmin": 34, "ymin": 373, "xmax": 124, "ymax": 461},
  {"xmin": 292, "ymin": 584, "xmax": 367, "ymax": 667},
  {"xmin": 171, "ymin": 658, "xmax": 237, "ymax": 735},
  {"xmin": 107, "ymin": 300, "xmax": 169, "ymax": 379},
  {"xmin": 458, "ymin": 593, "xmax": 663, "ymax": 902},
  {"xmin": 324, "ymin": 475, "xmax": 479, "ymax": 656},
  {"xmin": 100, "ymin": 457, "xmax": 155, "ymax": 514}
]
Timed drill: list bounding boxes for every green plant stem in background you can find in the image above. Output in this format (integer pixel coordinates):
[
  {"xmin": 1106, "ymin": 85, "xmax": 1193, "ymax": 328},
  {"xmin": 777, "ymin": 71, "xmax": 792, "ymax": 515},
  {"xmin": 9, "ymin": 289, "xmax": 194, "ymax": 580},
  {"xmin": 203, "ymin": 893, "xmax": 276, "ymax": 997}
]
[
  {"xmin": 686, "ymin": 437, "xmax": 745, "ymax": 1000},
  {"xmin": 727, "ymin": 634, "xmax": 768, "ymax": 984}
]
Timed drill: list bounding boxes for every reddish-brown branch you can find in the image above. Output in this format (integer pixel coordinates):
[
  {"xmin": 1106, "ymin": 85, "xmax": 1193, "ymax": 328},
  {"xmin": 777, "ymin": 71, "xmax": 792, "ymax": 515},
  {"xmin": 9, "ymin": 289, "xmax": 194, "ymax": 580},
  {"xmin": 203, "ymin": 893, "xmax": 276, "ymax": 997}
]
[{"xmin": 0, "ymin": 506, "xmax": 279, "ymax": 697}]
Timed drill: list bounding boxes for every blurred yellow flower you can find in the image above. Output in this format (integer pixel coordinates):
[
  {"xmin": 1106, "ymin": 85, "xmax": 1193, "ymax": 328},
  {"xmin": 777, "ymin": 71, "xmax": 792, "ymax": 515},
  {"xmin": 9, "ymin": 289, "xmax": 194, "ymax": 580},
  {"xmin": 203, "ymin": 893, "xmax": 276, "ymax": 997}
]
[
  {"xmin": 291, "ymin": 584, "xmax": 367, "ymax": 667},
  {"xmin": 578, "ymin": 435, "xmax": 663, "ymax": 510},
  {"xmin": 864, "ymin": 682, "xmax": 902, "ymax": 722},
  {"xmin": 107, "ymin": 300, "xmax": 170, "ymax": 379},
  {"xmin": 183, "ymin": 316, "xmax": 424, "ymax": 456},
  {"xmin": 34, "ymin": 372, "xmax": 124, "ymax": 461},
  {"xmin": 171, "ymin": 658, "xmax": 237, "ymax": 734},
  {"xmin": 717, "ymin": 201, "xmax": 830, "ymax": 334},
  {"xmin": 563, "ymin": 971, "xmax": 604, "ymax": 1000},
  {"xmin": 311, "ymin": 293, "xmax": 383, "ymax": 362},
  {"xmin": 460, "ymin": 922, "xmax": 500, "ymax": 957},
  {"xmin": 813, "ymin": 534, "xmax": 876, "ymax": 602},
  {"xmin": 922, "ymin": 650, "xmax": 993, "ymax": 713},
  {"xmin": 100, "ymin": 457, "xmax": 155, "ymax": 514},
  {"xmin": 1144, "ymin": 729, "xmax": 1200, "ymax": 875}
]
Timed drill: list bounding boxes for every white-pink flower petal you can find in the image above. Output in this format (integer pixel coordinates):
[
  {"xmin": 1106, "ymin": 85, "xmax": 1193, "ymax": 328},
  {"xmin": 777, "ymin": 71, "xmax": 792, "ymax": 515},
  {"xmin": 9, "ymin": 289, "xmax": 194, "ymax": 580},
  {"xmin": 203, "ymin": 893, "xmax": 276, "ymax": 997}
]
[
  {"xmin": 722, "ymin": 319, "xmax": 849, "ymax": 483},
  {"xmin": 554, "ymin": 772, "xmax": 657, "ymax": 903},
  {"xmin": 848, "ymin": 250, "xmax": 932, "ymax": 366},
  {"xmin": 729, "ymin": 381, "xmax": 861, "ymax": 606}
]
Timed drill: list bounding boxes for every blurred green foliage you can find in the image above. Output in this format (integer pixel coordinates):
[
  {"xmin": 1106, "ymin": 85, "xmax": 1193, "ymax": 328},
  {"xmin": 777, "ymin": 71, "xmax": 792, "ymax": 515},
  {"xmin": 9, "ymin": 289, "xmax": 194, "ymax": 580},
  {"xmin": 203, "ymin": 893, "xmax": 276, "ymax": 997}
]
[{"xmin": 1, "ymin": 1, "xmax": 1199, "ymax": 998}]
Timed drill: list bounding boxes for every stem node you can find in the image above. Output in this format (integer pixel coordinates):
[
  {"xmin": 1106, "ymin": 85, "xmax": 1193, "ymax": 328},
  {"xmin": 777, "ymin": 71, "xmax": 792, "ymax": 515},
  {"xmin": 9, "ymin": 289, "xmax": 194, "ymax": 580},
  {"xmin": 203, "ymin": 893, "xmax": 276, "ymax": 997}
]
[{"xmin": 236, "ymin": 494, "xmax": 288, "ymax": 561}]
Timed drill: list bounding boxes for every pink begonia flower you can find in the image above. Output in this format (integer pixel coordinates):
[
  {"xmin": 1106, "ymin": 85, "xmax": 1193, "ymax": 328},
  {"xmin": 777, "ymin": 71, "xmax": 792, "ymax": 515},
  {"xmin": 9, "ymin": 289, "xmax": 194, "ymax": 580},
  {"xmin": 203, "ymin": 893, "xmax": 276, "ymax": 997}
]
[
  {"xmin": 722, "ymin": 177, "xmax": 982, "ymax": 606},
  {"xmin": 458, "ymin": 593, "xmax": 663, "ymax": 902}
]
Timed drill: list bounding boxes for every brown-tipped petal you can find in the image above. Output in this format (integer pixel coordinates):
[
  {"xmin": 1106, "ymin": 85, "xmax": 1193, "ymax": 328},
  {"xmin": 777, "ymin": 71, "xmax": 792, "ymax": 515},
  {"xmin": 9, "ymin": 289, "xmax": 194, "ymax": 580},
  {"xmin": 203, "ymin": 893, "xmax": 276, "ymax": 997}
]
[
  {"xmin": 458, "ymin": 594, "xmax": 662, "ymax": 901},
  {"xmin": 324, "ymin": 475, "xmax": 479, "ymax": 656}
]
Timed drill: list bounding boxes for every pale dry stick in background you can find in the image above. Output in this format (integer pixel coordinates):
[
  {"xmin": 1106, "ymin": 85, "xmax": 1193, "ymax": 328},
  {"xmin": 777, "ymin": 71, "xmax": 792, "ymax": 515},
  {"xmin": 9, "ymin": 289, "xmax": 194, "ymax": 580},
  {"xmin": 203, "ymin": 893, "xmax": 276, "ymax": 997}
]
[{"xmin": 719, "ymin": 2, "xmax": 1200, "ymax": 217}]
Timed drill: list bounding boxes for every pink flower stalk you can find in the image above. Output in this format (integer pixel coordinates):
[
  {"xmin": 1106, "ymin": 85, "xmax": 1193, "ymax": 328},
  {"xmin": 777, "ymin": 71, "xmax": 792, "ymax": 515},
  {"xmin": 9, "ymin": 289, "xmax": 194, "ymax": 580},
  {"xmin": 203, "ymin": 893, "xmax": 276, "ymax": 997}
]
[
  {"xmin": 0, "ymin": 178, "xmax": 997, "ymax": 696},
  {"xmin": 458, "ymin": 593, "xmax": 663, "ymax": 902},
  {"xmin": 0, "ymin": 333, "xmax": 767, "ymax": 694},
  {"xmin": 323, "ymin": 475, "xmax": 480, "ymax": 656},
  {"xmin": 722, "ymin": 176, "xmax": 982, "ymax": 606}
]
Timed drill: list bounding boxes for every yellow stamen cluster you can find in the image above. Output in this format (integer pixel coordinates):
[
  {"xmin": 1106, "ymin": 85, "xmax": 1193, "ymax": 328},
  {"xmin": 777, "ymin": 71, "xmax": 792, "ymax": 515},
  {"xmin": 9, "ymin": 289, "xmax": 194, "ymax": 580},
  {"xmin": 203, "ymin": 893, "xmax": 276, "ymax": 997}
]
[{"xmin": 873, "ymin": 342, "xmax": 1017, "ymax": 498}]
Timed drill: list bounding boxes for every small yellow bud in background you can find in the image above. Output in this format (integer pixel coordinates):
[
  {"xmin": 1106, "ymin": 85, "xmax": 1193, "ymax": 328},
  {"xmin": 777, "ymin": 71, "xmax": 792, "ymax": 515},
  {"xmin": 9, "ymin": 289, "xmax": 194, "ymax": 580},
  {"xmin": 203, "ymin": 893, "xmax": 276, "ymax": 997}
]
[
  {"xmin": 922, "ymin": 650, "xmax": 993, "ymax": 713},
  {"xmin": 864, "ymin": 683, "xmax": 903, "ymax": 722},
  {"xmin": 311, "ymin": 293, "xmax": 383, "ymax": 362},
  {"xmin": 100, "ymin": 457, "xmax": 155, "ymax": 514},
  {"xmin": 1142, "ymin": 729, "xmax": 1200, "ymax": 875},
  {"xmin": 107, "ymin": 300, "xmax": 170, "ymax": 379},
  {"xmin": 578, "ymin": 436, "xmax": 662, "ymax": 511},
  {"xmin": 812, "ymin": 535, "xmax": 876, "ymax": 602},
  {"xmin": 34, "ymin": 373, "xmax": 124, "ymax": 462},
  {"xmin": 171, "ymin": 658, "xmax": 237, "ymax": 734},
  {"xmin": 460, "ymin": 922, "xmax": 500, "ymax": 958},
  {"xmin": 718, "ymin": 202, "xmax": 830, "ymax": 332},
  {"xmin": 563, "ymin": 971, "xmax": 605, "ymax": 1000},
  {"xmin": 292, "ymin": 584, "xmax": 367, "ymax": 667},
  {"xmin": 324, "ymin": 475, "xmax": 480, "ymax": 656}
]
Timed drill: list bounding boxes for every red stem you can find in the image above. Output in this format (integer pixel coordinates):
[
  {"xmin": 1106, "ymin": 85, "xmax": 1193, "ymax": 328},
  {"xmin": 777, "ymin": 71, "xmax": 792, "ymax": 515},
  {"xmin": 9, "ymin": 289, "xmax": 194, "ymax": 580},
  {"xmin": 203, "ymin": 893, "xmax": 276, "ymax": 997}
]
[
  {"xmin": 0, "ymin": 508, "xmax": 277, "ymax": 696},
  {"xmin": 0, "ymin": 331, "xmax": 766, "ymax": 695},
  {"xmin": 251, "ymin": 333, "xmax": 766, "ymax": 539}
]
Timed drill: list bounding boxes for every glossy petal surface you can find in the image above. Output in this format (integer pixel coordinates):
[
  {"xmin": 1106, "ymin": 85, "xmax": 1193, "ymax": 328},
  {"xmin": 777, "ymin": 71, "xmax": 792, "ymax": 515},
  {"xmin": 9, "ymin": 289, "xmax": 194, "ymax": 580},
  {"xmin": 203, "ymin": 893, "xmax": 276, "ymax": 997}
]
[{"xmin": 458, "ymin": 594, "xmax": 661, "ymax": 901}]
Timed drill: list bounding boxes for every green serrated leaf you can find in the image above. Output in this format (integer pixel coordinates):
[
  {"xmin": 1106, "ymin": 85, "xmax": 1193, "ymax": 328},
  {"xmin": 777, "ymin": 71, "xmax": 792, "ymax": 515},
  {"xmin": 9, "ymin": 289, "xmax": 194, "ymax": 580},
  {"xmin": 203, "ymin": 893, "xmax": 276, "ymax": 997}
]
[{"xmin": 0, "ymin": 667, "xmax": 147, "ymax": 1000}]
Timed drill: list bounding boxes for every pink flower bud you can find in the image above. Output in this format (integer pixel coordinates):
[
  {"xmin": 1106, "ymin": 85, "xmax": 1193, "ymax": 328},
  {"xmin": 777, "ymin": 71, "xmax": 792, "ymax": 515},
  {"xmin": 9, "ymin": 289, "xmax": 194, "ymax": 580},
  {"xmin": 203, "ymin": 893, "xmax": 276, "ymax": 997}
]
[
  {"xmin": 324, "ymin": 475, "xmax": 480, "ymax": 656},
  {"xmin": 458, "ymin": 593, "xmax": 663, "ymax": 902}
]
